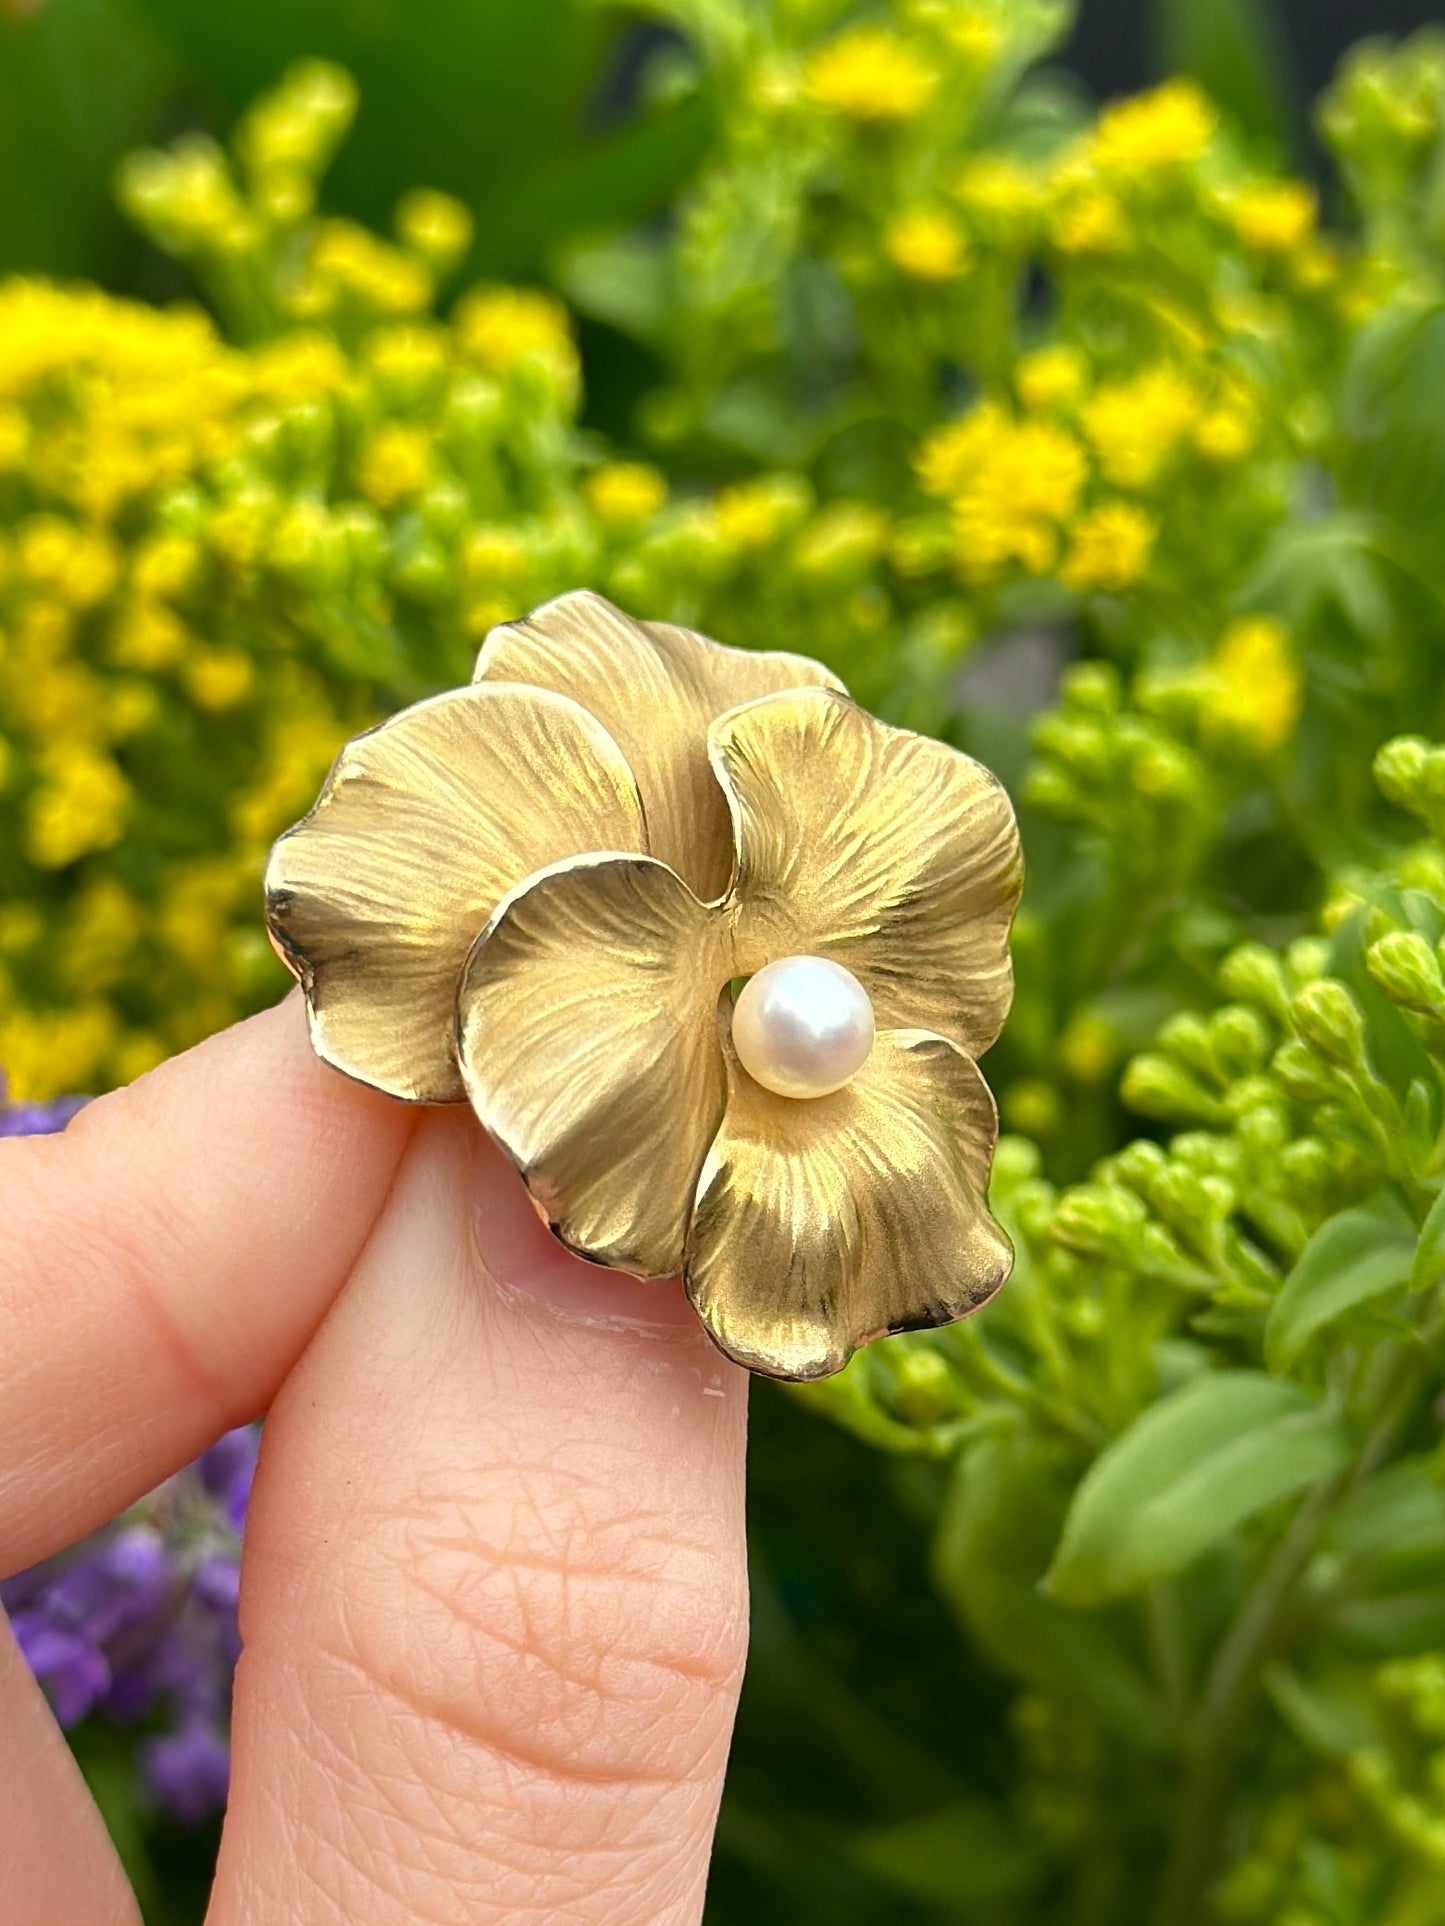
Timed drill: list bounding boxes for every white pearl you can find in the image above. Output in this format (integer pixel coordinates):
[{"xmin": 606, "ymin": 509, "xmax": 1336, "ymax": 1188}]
[{"xmin": 733, "ymin": 955, "xmax": 876, "ymax": 1100}]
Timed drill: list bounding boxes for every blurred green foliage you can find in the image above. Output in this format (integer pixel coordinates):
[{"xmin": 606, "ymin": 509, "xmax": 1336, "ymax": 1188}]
[
  {"xmin": 10, "ymin": 1, "xmax": 1445, "ymax": 1921},
  {"xmin": 0, "ymin": 0, "xmax": 707, "ymax": 281}
]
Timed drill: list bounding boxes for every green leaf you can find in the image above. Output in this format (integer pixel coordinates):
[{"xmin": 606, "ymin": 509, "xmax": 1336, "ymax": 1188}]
[
  {"xmin": 1326, "ymin": 1590, "xmax": 1445, "ymax": 1658},
  {"xmin": 1152, "ymin": 0, "xmax": 1299, "ymax": 158},
  {"xmin": 1324, "ymin": 1460, "xmax": 1445, "ymax": 1597},
  {"xmin": 1412, "ymin": 1185, "xmax": 1445, "ymax": 1292},
  {"xmin": 557, "ymin": 234, "xmax": 674, "ymax": 343},
  {"xmin": 132, "ymin": 0, "xmax": 705, "ymax": 279},
  {"xmin": 1045, "ymin": 1373, "xmax": 1349, "ymax": 1606},
  {"xmin": 0, "ymin": 0, "xmax": 179, "ymax": 277},
  {"xmin": 853, "ymin": 1799, "xmax": 1041, "ymax": 1907},
  {"xmin": 1264, "ymin": 1661, "xmax": 1383, "ymax": 1758},
  {"xmin": 1265, "ymin": 1193, "xmax": 1417, "ymax": 1371},
  {"xmin": 934, "ymin": 1431, "xmax": 1167, "ymax": 1748}
]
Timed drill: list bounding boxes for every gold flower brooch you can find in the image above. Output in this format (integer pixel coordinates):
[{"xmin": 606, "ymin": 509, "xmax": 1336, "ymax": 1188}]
[{"xmin": 265, "ymin": 592, "xmax": 1022, "ymax": 1380}]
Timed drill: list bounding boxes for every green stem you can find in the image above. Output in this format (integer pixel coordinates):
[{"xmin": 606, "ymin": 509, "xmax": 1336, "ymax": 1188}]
[
  {"xmin": 1143, "ymin": 1580, "xmax": 1191, "ymax": 1731},
  {"xmin": 1153, "ymin": 1473, "xmax": 1344, "ymax": 1926},
  {"xmin": 1154, "ymin": 1335, "xmax": 1436, "ymax": 1926}
]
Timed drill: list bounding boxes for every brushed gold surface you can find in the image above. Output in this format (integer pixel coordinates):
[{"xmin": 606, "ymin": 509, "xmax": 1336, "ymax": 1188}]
[
  {"xmin": 458, "ymin": 854, "xmax": 728, "ymax": 1278},
  {"xmin": 267, "ymin": 590, "xmax": 1022, "ymax": 1379},
  {"xmin": 475, "ymin": 590, "xmax": 844, "ymax": 900},
  {"xmin": 710, "ymin": 686, "xmax": 1023, "ymax": 1059},
  {"xmin": 686, "ymin": 1023, "xmax": 1013, "ymax": 1381},
  {"xmin": 265, "ymin": 683, "xmax": 646, "ymax": 1102}
]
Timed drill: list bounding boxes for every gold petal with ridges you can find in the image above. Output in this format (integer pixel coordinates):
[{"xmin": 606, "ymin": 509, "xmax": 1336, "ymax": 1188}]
[
  {"xmin": 457, "ymin": 854, "xmax": 730, "ymax": 1277},
  {"xmin": 709, "ymin": 687, "xmax": 1023, "ymax": 1059},
  {"xmin": 265, "ymin": 685, "xmax": 647, "ymax": 1104},
  {"xmin": 685, "ymin": 1027, "xmax": 1012, "ymax": 1379},
  {"xmin": 474, "ymin": 590, "xmax": 846, "ymax": 901}
]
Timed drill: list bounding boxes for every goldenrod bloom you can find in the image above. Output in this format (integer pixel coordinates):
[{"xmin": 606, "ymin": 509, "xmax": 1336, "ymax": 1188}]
[
  {"xmin": 357, "ymin": 422, "xmax": 432, "ymax": 507},
  {"xmin": 1061, "ymin": 502, "xmax": 1156, "ymax": 591},
  {"xmin": 1228, "ymin": 181, "xmax": 1317, "ymax": 253},
  {"xmin": 1018, "ymin": 345, "xmax": 1089, "ymax": 412},
  {"xmin": 586, "ymin": 462, "xmax": 668, "ymax": 530},
  {"xmin": 1083, "ymin": 367, "xmax": 1201, "ymax": 488},
  {"xmin": 886, "ymin": 208, "xmax": 969, "ymax": 280},
  {"xmin": 919, "ymin": 403, "xmax": 1087, "ymax": 583},
  {"xmin": 1091, "ymin": 80, "xmax": 1217, "ymax": 175},
  {"xmin": 1205, "ymin": 616, "xmax": 1301, "ymax": 753},
  {"xmin": 804, "ymin": 28, "xmax": 936, "ymax": 121}
]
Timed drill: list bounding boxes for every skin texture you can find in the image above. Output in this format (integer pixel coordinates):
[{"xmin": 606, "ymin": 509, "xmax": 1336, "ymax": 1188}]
[{"xmin": 0, "ymin": 997, "xmax": 750, "ymax": 1925}]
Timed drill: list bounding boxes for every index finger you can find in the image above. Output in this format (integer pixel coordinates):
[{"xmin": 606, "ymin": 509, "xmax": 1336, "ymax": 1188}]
[{"xmin": 0, "ymin": 996, "xmax": 415, "ymax": 1574}]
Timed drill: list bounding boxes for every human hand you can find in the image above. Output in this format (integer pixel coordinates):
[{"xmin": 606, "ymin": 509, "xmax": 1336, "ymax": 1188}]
[{"xmin": 1, "ymin": 995, "xmax": 749, "ymax": 1924}]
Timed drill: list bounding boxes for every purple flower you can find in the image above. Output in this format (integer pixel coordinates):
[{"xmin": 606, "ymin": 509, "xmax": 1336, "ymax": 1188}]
[
  {"xmin": 1, "ymin": 1426, "xmax": 259, "ymax": 1826},
  {"xmin": 1, "ymin": 1069, "xmax": 255, "ymax": 1827},
  {"xmin": 142, "ymin": 1718, "xmax": 232, "ymax": 1825},
  {"xmin": 0, "ymin": 1070, "xmax": 88, "ymax": 1138}
]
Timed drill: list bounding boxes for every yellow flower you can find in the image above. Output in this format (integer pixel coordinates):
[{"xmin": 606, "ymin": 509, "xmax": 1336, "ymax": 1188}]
[
  {"xmin": 1018, "ymin": 345, "xmax": 1088, "ymax": 412},
  {"xmin": 1091, "ymin": 80, "xmax": 1217, "ymax": 175},
  {"xmin": 1002, "ymin": 1077, "xmax": 1062, "ymax": 1139},
  {"xmin": 65, "ymin": 879, "xmax": 142, "ymax": 991},
  {"xmin": 917, "ymin": 403, "xmax": 1008, "ymax": 498},
  {"xmin": 793, "ymin": 503, "xmax": 890, "ymax": 582},
  {"xmin": 1290, "ymin": 238, "xmax": 1339, "ymax": 293},
  {"xmin": 803, "ymin": 28, "xmax": 936, "ymax": 121},
  {"xmin": 585, "ymin": 462, "xmax": 668, "ymax": 530},
  {"xmin": 951, "ymin": 157, "xmax": 1043, "ymax": 237},
  {"xmin": 1049, "ymin": 184, "xmax": 1128, "ymax": 255},
  {"xmin": 103, "ymin": 681, "xmax": 162, "ymax": 739},
  {"xmin": 25, "ymin": 744, "xmax": 131, "ymax": 868},
  {"xmin": 1227, "ymin": 180, "xmax": 1317, "ymax": 253},
  {"xmin": 109, "ymin": 598, "xmax": 190, "ymax": 671},
  {"xmin": 250, "ymin": 332, "xmax": 351, "ymax": 404},
  {"xmin": 232, "ymin": 706, "xmax": 350, "ymax": 847},
  {"xmin": 209, "ymin": 488, "xmax": 280, "ymax": 575},
  {"xmin": 1060, "ymin": 502, "xmax": 1156, "ymax": 590},
  {"xmin": 185, "ymin": 648, "xmax": 256, "ymax": 711},
  {"xmin": 714, "ymin": 474, "xmax": 813, "ymax": 550},
  {"xmin": 1195, "ymin": 405, "xmax": 1257, "ymax": 464},
  {"xmin": 295, "ymin": 219, "xmax": 432, "ymax": 320},
  {"xmin": 394, "ymin": 187, "xmax": 474, "ymax": 275},
  {"xmin": 158, "ymin": 859, "xmax": 241, "ymax": 969},
  {"xmin": 455, "ymin": 285, "xmax": 578, "ymax": 394},
  {"xmin": 131, "ymin": 532, "xmax": 201, "ymax": 600},
  {"xmin": 1083, "ymin": 366, "xmax": 1201, "ymax": 488},
  {"xmin": 945, "ymin": 413, "xmax": 1088, "ymax": 584},
  {"xmin": 363, "ymin": 323, "xmax": 449, "ymax": 396},
  {"xmin": 0, "ymin": 1001, "xmax": 117, "ymax": 1101},
  {"xmin": 463, "ymin": 524, "xmax": 533, "ymax": 591},
  {"xmin": 1205, "ymin": 615, "xmax": 1300, "ymax": 753},
  {"xmin": 886, "ymin": 208, "xmax": 969, "ymax": 280},
  {"xmin": 920, "ymin": 401, "xmax": 1087, "ymax": 583},
  {"xmin": 462, "ymin": 594, "xmax": 524, "ymax": 639},
  {"xmin": 357, "ymin": 421, "xmax": 432, "ymax": 507},
  {"xmin": 945, "ymin": 9, "xmax": 1003, "ymax": 68},
  {"xmin": 1060, "ymin": 1010, "xmax": 1118, "ymax": 1084},
  {"xmin": 16, "ymin": 516, "xmax": 118, "ymax": 608},
  {"xmin": 0, "ymin": 406, "xmax": 28, "ymax": 469}
]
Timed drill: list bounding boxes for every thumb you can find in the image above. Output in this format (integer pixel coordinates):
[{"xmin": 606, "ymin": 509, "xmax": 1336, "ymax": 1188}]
[{"xmin": 209, "ymin": 1110, "xmax": 749, "ymax": 1925}]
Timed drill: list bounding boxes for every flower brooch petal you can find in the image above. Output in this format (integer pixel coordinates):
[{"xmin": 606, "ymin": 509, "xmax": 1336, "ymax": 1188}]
[{"xmin": 265, "ymin": 591, "xmax": 1023, "ymax": 1380}]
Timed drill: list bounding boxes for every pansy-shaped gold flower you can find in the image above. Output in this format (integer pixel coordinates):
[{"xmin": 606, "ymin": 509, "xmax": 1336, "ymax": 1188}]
[{"xmin": 265, "ymin": 592, "xmax": 1022, "ymax": 1379}]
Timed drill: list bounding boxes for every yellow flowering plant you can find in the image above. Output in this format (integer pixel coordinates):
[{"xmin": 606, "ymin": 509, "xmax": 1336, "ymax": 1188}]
[{"xmin": 13, "ymin": 14, "xmax": 1445, "ymax": 1922}]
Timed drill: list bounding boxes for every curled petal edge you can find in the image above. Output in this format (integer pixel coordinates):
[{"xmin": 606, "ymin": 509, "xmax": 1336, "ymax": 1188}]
[{"xmin": 684, "ymin": 1023, "xmax": 1013, "ymax": 1380}]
